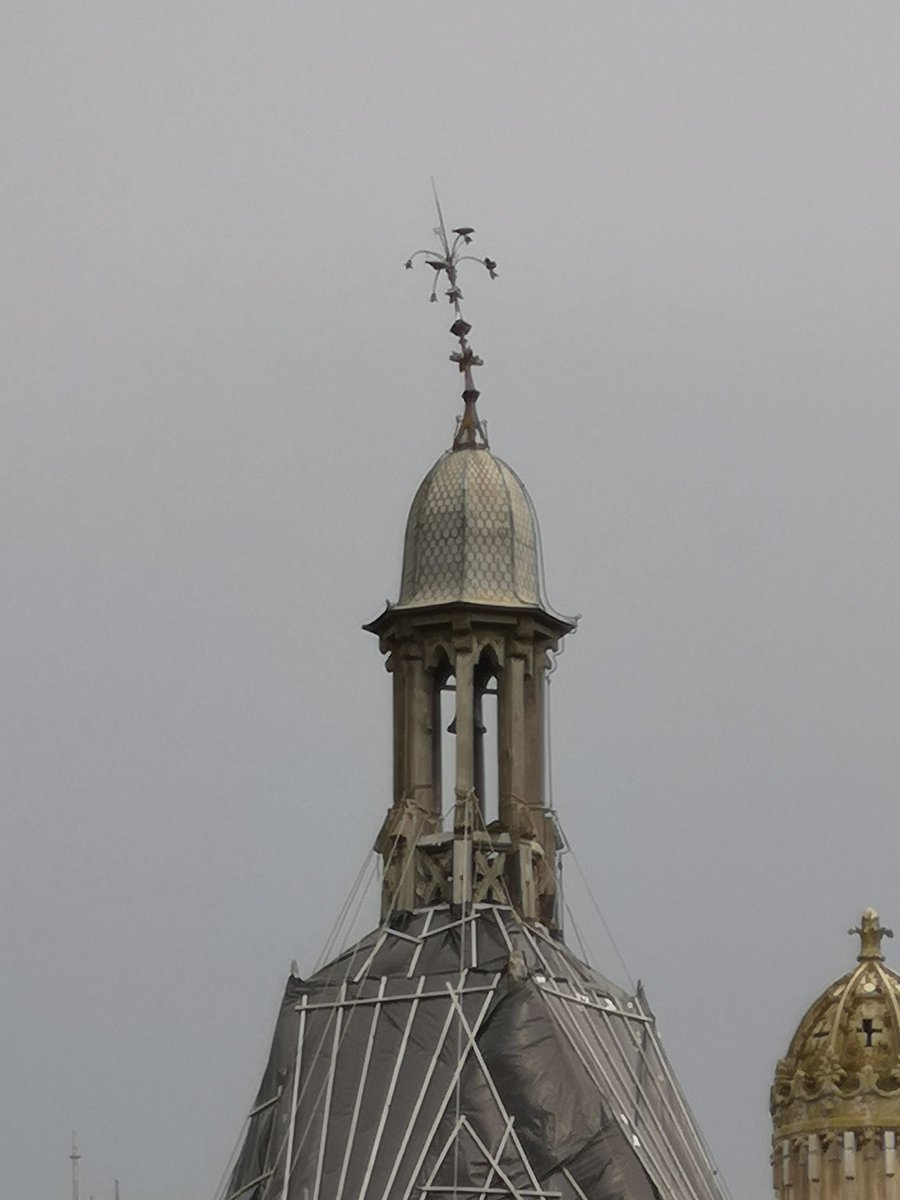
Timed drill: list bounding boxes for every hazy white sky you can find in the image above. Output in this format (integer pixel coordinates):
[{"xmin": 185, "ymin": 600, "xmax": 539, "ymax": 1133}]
[{"xmin": 4, "ymin": 4, "xmax": 900, "ymax": 1198}]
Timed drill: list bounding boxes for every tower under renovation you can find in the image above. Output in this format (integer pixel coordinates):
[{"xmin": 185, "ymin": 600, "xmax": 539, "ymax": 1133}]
[{"xmin": 220, "ymin": 214, "xmax": 727, "ymax": 1200}]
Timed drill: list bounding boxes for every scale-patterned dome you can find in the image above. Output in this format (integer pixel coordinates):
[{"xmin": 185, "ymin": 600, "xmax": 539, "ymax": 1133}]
[
  {"xmin": 397, "ymin": 447, "xmax": 544, "ymax": 609},
  {"xmin": 772, "ymin": 909, "xmax": 900, "ymax": 1138}
]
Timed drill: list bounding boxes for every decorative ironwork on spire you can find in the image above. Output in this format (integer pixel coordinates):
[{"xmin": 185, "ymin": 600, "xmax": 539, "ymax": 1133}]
[
  {"xmin": 405, "ymin": 190, "xmax": 498, "ymax": 450},
  {"xmin": 850, "ymin": 907, "xmax": 894, "ymax": 961}
]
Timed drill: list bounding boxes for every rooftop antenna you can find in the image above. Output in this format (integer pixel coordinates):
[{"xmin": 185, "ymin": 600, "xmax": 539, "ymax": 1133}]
[
  {"xmin": 70, "ymin": 1133, "xmax": 81, "ymax": 1200},
  {"xmin": 404, "ymin": 181, "xmax": 498, "ymax": 450},
  {"xmin": 114, "ymin": 1180, "xmax": 121, "ymax": 1200}
]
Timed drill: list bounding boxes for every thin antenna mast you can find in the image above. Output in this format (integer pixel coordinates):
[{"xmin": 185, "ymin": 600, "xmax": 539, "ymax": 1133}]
[
  {"xmin": 70, "ymin": 1133, "xmax": 81, "ymax": 1200},
  {"xmin": 431, "ymin": 176, "xmax": 450, "ymax": 258}
]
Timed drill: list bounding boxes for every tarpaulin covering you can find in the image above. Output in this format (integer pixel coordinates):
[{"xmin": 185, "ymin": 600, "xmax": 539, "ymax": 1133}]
[{"xmin": 222, "ymin": 905, "xmax": 725, "ymax": 1200}]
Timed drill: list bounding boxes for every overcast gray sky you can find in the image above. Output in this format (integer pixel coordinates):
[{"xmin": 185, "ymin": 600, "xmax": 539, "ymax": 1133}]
[{"xmin": 4, "ymin": 4, "xmax": 900, "ymax": 1198}]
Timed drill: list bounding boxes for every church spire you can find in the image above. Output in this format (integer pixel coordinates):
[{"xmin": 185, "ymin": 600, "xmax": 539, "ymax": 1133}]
[
  {"xmin": 222, "ymin": 207, "xmax": 729, "ymax": 1200},
  {"xmin": 367, "ymin": 207, "xmax": 575, "ymax": 926},
  {"xmin": 404, "ymin": 188, "xmax": 497, "ymax": 450}
]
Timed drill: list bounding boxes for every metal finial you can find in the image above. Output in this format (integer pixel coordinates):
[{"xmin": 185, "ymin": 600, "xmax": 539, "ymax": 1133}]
[
  {"xmin": 405, "ymin": 187, "xmax": 498, "ymax": 450},
  {"xmin": 850, "ymin": 908, "xmax": 894, "ymax": 961}
]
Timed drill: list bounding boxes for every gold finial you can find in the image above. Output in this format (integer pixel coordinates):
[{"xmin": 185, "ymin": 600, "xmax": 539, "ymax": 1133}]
[
  {"xmin": 405, "ymin": 185, "xmax": 498, "ymax": 450},
  {"xmin": 850, "ymin": 908, "xmax": 894, "ymax": 961}
]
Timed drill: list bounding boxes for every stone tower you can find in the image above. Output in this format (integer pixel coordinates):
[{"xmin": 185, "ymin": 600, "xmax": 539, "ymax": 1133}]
[
  {"xmin": 771, "ymin": 909, "xmax": 900, "ymax": 1199},
  {"xmin": 365, "ymin": 440, "xmax": 573, "ymax": 927},
  {"xmin": 219, "ymin": 216, "xmax": 728, "ymax": 1200}
]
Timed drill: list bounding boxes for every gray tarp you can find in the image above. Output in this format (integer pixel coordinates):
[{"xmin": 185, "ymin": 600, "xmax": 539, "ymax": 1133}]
[{"xmin": 222, "ymin": 905, "xmax": 725, "ymax": 1200}]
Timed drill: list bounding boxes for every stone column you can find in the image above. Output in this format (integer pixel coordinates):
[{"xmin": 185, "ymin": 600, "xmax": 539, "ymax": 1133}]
[
  {"xmin": 451, "ymin": 643, "xmax": 475, "ymax": 906},
  {"xmin": 499, "ymin": 649, "xmax": 526, "ymax": 831},
  {"xmin": 523, "ymin": 653, "xmax": 544, "ymax": 809},
  {"xmin": 808, "ymin": 1133, "xmax": 821, "ymax": 1200},
  {"xmin": 453, "ymin": 644, "xmax": 475, "ymax": 800},
  {"xmin": 885, "ymin": 1132, "xmax": 897, "ymax": 1200},
  {"xmin": 390, "ymin": 652, "xmax": 405, "ymax": 807},
  {"xmin": 403, "ymin": 649, "xmax": 436, "ymax": 817},
  {"xmin": 825, "ymin": 1134, "xmax": 841, "ymax": 1199}
]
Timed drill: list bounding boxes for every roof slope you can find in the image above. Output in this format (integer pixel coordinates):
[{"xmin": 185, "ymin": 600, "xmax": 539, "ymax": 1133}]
[{"xmin": 222, "ymin": 906, "xmax": 724, "ymax": 1200}]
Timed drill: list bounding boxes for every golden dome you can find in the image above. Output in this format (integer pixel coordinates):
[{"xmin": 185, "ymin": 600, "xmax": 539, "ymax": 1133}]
[
  {"xmin": 397, "ymin": 447, "xmax": 544, "ymax": 610},
  {"xmin": 772, "ymin": 909, "xmax": 900, "ymax": 1138}
]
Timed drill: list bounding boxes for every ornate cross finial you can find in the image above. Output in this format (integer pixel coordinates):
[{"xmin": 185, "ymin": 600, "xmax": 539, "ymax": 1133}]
[
  {"xmin": 850, "ymin": 908, "xmax": 894, "ymax": 961},
  {"xmin": 405, "ymin": 187, "xmax": 498, "ymax": 450}
]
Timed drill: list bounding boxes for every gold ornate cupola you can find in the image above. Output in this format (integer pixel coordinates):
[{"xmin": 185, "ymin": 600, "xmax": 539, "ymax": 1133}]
[
  {"xmin": 366, "ymin": 207, "xmax": 575, "ymax": 926},
  {"xmin": 771, "ymin": 909, "xmax": 900, "ymax": 1200}
]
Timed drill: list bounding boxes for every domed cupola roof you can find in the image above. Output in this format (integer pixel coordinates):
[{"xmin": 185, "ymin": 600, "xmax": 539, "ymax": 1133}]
[
  {"xmin": 366, "ymin": 210, "xmax": 572, "ymax": 638},
  {"xmin": 397, "ymin": 446, "xmax": 544, "ymax": 609},
  {"xmin": 772, "ymin": 909, "xmax": 900, "ymax": 1137}
]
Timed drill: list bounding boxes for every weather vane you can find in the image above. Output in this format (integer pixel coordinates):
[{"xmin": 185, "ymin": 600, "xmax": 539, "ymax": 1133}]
[{"xmin": 405, "ymin": 187, "xmax": 498, "ymax": 450}]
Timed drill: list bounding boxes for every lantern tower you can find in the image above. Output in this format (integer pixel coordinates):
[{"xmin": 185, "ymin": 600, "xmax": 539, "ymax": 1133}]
[{"xmin": 220, "ymin": 211, "xmax": 728, "ymax": 1200}]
